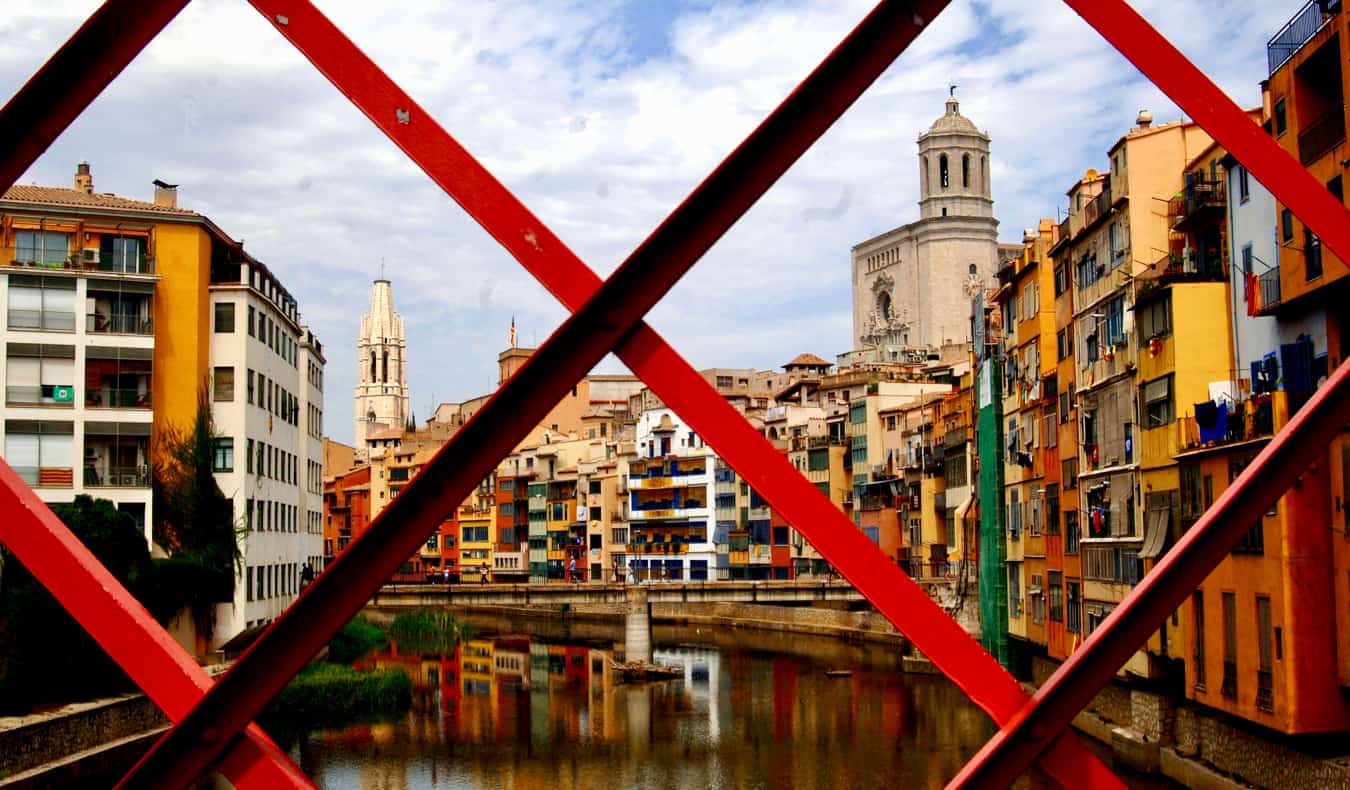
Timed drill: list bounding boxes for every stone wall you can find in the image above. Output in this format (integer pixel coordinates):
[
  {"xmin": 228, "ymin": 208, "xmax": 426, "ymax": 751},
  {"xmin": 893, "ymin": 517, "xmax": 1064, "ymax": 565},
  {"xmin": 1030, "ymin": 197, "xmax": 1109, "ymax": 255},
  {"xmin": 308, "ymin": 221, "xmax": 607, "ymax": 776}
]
[
  {"xmin": 0, "ymin": 693, "xmax": 165, "ymax": 779},
  {"xmin": 1181, "ymin": 708, "xmax": 1350, "ymax": 789}
]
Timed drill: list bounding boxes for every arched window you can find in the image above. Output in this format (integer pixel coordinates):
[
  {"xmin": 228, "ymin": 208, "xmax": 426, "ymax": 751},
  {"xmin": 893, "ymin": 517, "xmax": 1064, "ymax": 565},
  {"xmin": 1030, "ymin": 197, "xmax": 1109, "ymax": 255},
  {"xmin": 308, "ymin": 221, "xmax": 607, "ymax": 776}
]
[
  {"xmin": 962, "ymin": 154, "xmax": 970, "ymax": 188},
  {"xmin": 939, "ymin": 154, "xmax": 949, "ymax": 189},
  {"xmin": 366, "ymin": 410, "xmax": 375, "ymax": 423},
  {"xmin": 876, "ymin": 290, "xmax": 893, "ymax": 321},
  {"xmin": 370, "ymin": 351, "xmax": 376, "ymax": 382},
  {"xmin": 382, "ymin": 350, "xmax": 389, "ymax": 383},
  {"xmin": 981, "ymin": 156, "xmax": 988, "ymax": 194},
  {"xmin": 921, "ymin": 156, "xmax": 929, "ymax": 194}
]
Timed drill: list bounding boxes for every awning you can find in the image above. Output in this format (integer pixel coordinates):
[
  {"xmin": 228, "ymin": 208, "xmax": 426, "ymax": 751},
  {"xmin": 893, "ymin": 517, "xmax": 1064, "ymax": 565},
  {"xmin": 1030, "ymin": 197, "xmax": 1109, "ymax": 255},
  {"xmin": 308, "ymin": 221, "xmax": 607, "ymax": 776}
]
[{"xmin": 1139, "ymin": 508, "xmax": 1170, "ymax": 558}]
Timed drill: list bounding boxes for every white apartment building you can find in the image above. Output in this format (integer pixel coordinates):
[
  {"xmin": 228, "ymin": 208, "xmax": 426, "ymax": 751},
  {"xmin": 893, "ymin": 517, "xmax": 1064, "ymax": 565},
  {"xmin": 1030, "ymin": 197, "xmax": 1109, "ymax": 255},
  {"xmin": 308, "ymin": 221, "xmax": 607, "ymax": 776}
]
[{"xmin": 209, "ymin": 259, "xmax": 325, "ymax": 639}]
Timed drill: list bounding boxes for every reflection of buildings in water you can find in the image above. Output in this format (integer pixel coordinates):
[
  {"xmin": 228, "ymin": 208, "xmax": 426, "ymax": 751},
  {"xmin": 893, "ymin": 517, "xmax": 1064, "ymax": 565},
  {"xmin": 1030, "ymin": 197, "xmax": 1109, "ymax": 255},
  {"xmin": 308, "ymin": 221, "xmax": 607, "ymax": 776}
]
[{"xmin": 653, "ymin": 645, "xmax": 722, "ymax": 740}]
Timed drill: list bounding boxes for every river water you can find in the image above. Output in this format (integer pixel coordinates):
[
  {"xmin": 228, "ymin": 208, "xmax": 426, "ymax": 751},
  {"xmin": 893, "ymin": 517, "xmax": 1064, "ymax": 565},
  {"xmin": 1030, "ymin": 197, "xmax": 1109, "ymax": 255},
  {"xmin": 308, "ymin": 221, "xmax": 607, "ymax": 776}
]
[{"xmin": 286, "ymin": 613, "xmax": 1169, "ymax": 788}]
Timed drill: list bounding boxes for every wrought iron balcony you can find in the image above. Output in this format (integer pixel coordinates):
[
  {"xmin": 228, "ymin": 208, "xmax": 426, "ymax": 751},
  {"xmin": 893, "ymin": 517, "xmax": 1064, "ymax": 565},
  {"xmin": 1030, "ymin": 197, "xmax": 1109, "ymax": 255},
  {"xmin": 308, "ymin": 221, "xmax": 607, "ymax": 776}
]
[{"xmin": 1169, "ymin": 177, "xmax": 1226, "ymax": 230}]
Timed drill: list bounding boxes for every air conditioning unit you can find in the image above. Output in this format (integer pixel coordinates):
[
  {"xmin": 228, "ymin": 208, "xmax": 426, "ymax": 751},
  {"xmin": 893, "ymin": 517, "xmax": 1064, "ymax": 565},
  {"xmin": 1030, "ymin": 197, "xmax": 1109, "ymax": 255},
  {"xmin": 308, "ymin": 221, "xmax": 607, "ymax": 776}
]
[{"xmin": 82, "ymin": 248, "xmax": 100, "ymax": 264}]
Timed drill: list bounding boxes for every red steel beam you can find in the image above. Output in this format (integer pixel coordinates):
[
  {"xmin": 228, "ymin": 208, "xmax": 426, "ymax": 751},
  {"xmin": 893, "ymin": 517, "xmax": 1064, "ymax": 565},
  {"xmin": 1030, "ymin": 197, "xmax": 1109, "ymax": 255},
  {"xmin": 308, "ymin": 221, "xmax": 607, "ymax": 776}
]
[
  {"xmin": 0, "ymin": 462, "xmax": 313, "ymax": 788},
  {"xmin": 949, "ymin": 1, "xmax": 1350, "ymax": 785},
  {"xmin": 120, "ymin": 1, "xmax": 1111, "ymax": 786},
  {"xmin": 247, "ymin": 3, "xmax": 1115, "ymax": 782},
  {"xmin": 0, "ymin": 0, "xmax": 191, "ymax": 194}
]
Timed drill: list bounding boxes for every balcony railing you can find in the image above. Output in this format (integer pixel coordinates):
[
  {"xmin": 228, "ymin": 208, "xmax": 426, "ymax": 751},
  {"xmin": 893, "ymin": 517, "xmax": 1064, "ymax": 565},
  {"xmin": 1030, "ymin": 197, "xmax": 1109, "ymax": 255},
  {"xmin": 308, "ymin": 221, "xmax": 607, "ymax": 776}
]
[
  {"xmin": 86, "ymin": 387, "xmax": 151, "ymax": 408},
  {"xmin": 1268, "ymin": 0, "xmax": 1339, "ymax": 75},
  {"xmin": 1298, "ymin": 104, "xmax": 1346, "ymax": 165},
  {"xmin": 1258, "ymin": 266, "xmax": 1282, "ymax": 312},
  {"xmin": 1179, "ymin": 394, "xmax": 1275, "ymax": 451},
  {"xmin": 84, "ymin": 465, "xmax": 150, "ymax": 487},
  {"xmin": 13, "ymin": 466, "xmax": 74, "ymax": 487},
  {"xmin": 7, "ymin": 309, "xmax": 76, "ymax": 332},
  {"xmin": 7, "ymin": 253, "xmax": 155, "ymax": 274},
  {"xmin": 6, "ymin": 384, "xmax": 76, "ymax": 406},
  {"xmin": 1082, "ymin": 184, "xmax": 1113, "ymax": 228},
  {"xmin": 1256, "ymin": 671, "xmax": 1274, "ymax": 712},
  {"xmin": 87, "ymin": 314, "xmax": 154, "ymax": 335},
  {"xmin": 1139, "ymin": 251, "xmax": 1227, "ymax": 290},
  {"xmin": 1169, "ymin": 177, "xmax": 1226, "ymax": 229}
]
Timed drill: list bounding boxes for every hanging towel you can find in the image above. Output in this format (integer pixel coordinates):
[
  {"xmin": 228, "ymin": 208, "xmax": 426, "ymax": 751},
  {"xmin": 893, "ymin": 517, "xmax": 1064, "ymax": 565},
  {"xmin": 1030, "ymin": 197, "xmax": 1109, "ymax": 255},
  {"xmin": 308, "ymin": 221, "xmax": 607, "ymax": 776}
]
[{"xmin": 1244, "ymin": 272, "xmax": 1260, "ymax": 316}]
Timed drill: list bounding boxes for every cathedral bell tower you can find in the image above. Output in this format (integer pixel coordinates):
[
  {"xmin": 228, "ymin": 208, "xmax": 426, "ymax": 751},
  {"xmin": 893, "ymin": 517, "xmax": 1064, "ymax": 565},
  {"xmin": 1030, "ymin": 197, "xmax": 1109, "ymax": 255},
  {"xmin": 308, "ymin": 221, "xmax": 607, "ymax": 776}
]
[
  {"xmin": 354, "ymin": 279, "xmax": 409, "ymax": 450},
  {"xmin": 918, "ymin": 90, "xmax": 994, "ymax": 221}
]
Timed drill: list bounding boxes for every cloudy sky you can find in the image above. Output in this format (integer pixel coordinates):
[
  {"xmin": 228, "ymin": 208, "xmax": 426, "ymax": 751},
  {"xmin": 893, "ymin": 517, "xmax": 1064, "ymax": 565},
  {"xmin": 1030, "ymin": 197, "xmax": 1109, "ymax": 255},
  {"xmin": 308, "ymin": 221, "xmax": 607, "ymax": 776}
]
[{"xmin": 2, "ymin": 0, "xmax": 1296, "ymax": 443}]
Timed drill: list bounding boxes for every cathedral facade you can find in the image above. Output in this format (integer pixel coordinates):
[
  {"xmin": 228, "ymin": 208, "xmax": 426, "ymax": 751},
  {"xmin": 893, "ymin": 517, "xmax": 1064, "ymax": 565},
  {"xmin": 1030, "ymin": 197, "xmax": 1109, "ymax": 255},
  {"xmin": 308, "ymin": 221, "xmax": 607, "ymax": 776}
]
[
  {"xmin": 851, "ymin": 93, "xmax": 1002, "ymax": 355},
  {"xmin": 354, "ymin": 278, "xmax": 409, "ymax": 449}
]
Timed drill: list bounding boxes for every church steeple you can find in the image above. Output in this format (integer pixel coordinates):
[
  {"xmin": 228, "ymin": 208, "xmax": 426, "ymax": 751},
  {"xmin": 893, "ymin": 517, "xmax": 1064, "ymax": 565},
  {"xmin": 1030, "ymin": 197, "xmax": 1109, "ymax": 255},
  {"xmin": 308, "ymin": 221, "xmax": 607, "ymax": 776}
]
[
  {"xmin": 917, "ymin": 89, "xmax": 993, "ymax": 220},
  {"xmin": 354, "ymin": 278, "xmax": 409, "ymax": 453}
]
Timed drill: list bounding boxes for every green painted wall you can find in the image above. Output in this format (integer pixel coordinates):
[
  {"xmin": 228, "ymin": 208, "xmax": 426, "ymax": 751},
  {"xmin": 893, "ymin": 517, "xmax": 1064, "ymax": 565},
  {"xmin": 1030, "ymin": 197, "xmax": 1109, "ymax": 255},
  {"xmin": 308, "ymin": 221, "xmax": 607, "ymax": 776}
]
[{"xmin": 977, "ymin": 357, "xmax": 1012, "ymax": 668}]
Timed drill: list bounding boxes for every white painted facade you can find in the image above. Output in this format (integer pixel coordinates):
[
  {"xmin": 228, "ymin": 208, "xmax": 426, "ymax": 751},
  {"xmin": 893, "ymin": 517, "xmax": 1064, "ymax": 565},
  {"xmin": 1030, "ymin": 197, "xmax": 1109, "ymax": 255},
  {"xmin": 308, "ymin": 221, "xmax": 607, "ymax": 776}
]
[
  {"xmin": 629, "ymin": 407, "xmax": 716, "ymax": 581},
  {"xmin": 1223, "ymin": 160, "xmax": 1282, "ymax": 378},
  {"xmin": 0, "ymin": 268, "xmax": 156, "ymax": 539},
  {"xmin": 208, "ymin": 262, "xmax": 323, "ymax": 645}
]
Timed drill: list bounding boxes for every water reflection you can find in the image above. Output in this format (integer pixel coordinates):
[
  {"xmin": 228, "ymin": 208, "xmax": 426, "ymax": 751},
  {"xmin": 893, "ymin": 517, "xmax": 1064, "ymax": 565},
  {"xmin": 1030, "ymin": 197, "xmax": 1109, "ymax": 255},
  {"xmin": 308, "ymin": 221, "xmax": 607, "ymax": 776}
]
[{"xmin": 293, "ymin": 621, "xmax": 1013, "ymax": 789}]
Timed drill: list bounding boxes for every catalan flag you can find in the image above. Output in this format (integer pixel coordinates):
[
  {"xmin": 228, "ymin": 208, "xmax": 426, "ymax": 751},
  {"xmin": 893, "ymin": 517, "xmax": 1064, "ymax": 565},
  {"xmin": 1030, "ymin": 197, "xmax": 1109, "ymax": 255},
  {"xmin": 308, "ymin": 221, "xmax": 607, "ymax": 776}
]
[{"xmin": 509, "ymin": 314, "xmax": 516, "ymax": 348}]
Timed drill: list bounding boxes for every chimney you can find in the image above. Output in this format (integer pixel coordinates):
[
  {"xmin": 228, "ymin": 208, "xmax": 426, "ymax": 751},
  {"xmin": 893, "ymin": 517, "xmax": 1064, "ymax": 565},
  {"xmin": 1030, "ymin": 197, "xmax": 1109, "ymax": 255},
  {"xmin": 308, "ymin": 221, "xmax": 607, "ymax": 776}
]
[
  {"xmin": 74, "ymin": 161, "xmax": 93, "ymax": 194},
  {"xmin": 153, "ymin": 179, "xmax": 179, "ymax": 208},
  {"xmin": 1135, "ymin": 109, "xmax": 1154, "ymax": 129}
]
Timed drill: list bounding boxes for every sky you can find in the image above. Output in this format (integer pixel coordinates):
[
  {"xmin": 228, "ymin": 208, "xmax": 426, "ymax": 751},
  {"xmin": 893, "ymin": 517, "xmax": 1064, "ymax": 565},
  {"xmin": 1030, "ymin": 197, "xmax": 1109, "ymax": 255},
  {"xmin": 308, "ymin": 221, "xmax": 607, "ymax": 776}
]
[{"xmin": 1, "ymin": 0, "xmax": 1299, "ymax": 444}]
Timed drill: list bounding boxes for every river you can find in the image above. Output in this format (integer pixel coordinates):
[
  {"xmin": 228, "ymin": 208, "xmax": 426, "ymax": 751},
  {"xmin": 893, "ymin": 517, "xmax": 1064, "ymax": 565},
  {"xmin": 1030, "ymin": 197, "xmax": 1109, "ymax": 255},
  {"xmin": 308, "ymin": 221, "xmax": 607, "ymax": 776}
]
[{"xmin": 284, "ymin": 612, "xmax": 1172, "ymax": 788}]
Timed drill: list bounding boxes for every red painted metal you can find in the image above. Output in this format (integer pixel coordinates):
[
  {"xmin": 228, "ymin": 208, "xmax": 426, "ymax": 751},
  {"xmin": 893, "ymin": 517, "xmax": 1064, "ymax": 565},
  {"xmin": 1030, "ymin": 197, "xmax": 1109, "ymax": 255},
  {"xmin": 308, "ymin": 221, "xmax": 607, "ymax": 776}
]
[
  {"xmin": 0, "ymin": 461, "xmax": 312, "ymax": 789},
  {"xmin": 947, "ymin": 2, "xmax": 1350, "ymax": 785},
  {"xmin": 119, "ymin": 2, "xmax": 1125, "ymax": 786},
  {"xmin": 0, "ymin": 0, "xmax": 191, "ymax": 194}
]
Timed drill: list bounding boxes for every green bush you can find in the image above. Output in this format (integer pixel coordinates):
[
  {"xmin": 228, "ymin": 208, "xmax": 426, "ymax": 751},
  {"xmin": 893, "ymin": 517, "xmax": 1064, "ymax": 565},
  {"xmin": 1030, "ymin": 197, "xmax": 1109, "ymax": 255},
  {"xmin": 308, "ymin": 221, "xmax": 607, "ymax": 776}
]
[
  {"xmin": 263, "ymin": 664, "xmax": 411, "ymax": 727},
  {"xmin": 328, "ymin": 616, "xmax": 388, "ymax": 665},
  {"xmin": 388, "ymin": 609, "xmax": 473, "ymax": 653}
]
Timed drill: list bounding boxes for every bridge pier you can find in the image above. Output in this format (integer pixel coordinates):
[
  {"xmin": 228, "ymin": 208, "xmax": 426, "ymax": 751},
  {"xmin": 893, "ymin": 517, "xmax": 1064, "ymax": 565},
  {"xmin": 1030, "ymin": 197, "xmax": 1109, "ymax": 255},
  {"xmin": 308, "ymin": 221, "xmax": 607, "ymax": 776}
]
[{"xmin": 624, "ymin": 585, "xmax": 653, "ymax": 663}]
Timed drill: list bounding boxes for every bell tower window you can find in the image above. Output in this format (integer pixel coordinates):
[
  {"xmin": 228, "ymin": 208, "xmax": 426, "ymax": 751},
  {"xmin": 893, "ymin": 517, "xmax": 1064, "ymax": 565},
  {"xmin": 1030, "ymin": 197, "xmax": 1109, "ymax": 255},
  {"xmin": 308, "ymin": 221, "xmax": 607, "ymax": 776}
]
[
  {"xmin": 962, "ymin": 154, "xmax": 970, "ymax": 188},
  {"xmin": 939, "ymin": 154, "xmax": 949, "ymax": 189}
]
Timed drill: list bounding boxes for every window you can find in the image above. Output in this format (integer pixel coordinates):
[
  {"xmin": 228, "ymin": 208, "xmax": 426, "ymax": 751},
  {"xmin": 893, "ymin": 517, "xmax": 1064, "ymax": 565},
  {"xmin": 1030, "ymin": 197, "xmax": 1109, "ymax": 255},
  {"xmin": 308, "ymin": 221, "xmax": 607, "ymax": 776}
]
[
  {"xmin": 1238, "ymin": 166, "xmax": 1250, "ymax": 203},
  {"xmin": 1103, "ymin": 295, "xmax": 1125, "ymax": 346},
  {"xmin": 8, "ymin": 275, "xmax": 76, "ymax": 331},
  {"xmin": 962, "ymin": 153, "xmax": 970, "ymax": 188},
  {"xmin": 1054, "ymin": 264, "xmax": 1069, "ymax": 296},
  {"xmin": 1049, "ymin": 571, "xmax": 1063, "ymax": 622},
  {"xmin": 1045, "ymin": 484, "xmax": 1060, "ymax": 535},
  {"xmin": 3, "ymin": 420, "xmax": 74, "ymax": 485},
  {"xmin": 1193, "ymin": 591, "xmax": 1206, "ymax": 688},
  {"xmin": 213, "ymin": 366, "xmax": 235, "ymax": 402},
  {"xmin": 246, "ymin": 370, "xmax": 254, "ymax": 404},
  {"xmin": 212, "ymin": 437, "xmax": 234, "ymax": 472},
  {"xmin": 1256, "ymin": 595, "xmax": 1273, "ymax": 712},
  {"xmin": 14, "ymin": 230, "xmax": 70, "ymax": 265},
  {"xmin": 1008, "ymin": 488, "xmax": 1021, "ymax": 538},
  {"xmin": 1273, "ymin": 98, "xmax": 1286, "ymax": 136},
  {"xmin": 1136, "ymin": 293, "xmax": 1171, "ymax": 344},
  {"xmin": 1008, "ymin": 563, "xmax": 1021, "ymax": 617},
  {"xmin": 1180, "ymin": 463, "xmax": 1203, "ymax": 522},
  {"xmin": 461, "ymin": 525, "xmax": 489, "ymax": 542},
  {"xmin": 1061, "ymin": 457, "xmax": 1077, "ymax": 490},
  {"xmin": 246, "ymin": 438, "xmax": 254, "ymax": 473},
  {"xmin": 939, "ymin": 154, "xmax": 949, "ymax": 189},
  {"xmin": 1222, "ymin": 592, "xmax": 1237, "ymax": 698},
  {"xmin": 247, "ymin": 305, "xmax": 255, "ymax": 337},
  {"xmin": 1065, "ymin": 511, "xmax": 1079, "ymax": 554},
  {"xmin": 1281, "ymin": 208, "xmax": 1294, "ymax": 243},
  {"xmin": 1066, "ymin": 581, "xmax": 1081, "ymax": 633},
  {"xmin": 214, "ymin": 302, "xmax": 235, "ymax": 333},
  {"xmin": 1305, "ymin": 228, "xmax": 1323, "ymax": 280},
  {"xmin": 1057, "ymin": 328, "xmax": 1070, "ymax": 360},
  {"xmin": 5, "ymin": 343, "xmax": 75, "ymax": 406},
  {"xmin": 1142, "ymin": 375, "xmax": 1174, "ymax": 428}
]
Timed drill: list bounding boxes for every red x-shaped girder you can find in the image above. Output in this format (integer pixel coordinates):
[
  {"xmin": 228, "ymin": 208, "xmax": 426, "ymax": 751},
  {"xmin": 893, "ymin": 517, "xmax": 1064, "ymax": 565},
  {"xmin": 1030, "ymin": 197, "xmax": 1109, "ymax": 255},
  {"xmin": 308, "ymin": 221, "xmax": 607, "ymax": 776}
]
[{"xmin": 0, "ymin": 0, "xmax": 1345, "ymax": 787}]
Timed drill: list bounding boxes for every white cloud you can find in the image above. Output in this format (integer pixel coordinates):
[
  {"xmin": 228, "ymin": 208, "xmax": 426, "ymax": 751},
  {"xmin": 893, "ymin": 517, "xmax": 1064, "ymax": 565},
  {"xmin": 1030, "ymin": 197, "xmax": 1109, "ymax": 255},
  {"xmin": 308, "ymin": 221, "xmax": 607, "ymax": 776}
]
[{"xmin": 0, "ymin": 0, "xmax": 1297, "ymax": 442}]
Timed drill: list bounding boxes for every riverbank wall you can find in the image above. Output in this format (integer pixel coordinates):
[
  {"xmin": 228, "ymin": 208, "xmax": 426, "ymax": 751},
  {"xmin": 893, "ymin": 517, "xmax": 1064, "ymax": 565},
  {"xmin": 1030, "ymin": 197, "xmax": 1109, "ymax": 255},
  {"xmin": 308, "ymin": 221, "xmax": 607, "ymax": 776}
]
[
  {"xmin": 1028, "ymin": 656, "xmax": 1350, "ymax": 789},
  {"xmin": 366, "ymin": 600, "xmax": 914, "ymax": 649}
]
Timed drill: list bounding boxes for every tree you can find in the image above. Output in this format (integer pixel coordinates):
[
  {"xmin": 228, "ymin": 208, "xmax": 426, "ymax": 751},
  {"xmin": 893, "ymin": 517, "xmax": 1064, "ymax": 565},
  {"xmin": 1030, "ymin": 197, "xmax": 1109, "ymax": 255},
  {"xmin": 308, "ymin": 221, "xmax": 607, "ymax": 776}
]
[
  {"xmin": 150, "ymin": 386, "xmax": 241, "ymax": 627},
  {"xmin": 0, "ymin": 496, "xmax": 151, "ymax": 713}
]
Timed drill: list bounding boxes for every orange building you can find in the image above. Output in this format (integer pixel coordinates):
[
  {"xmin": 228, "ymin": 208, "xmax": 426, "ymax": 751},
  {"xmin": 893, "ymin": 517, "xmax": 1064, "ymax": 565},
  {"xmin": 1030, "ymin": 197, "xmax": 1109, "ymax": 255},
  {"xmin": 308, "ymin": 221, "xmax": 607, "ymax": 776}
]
[{"xmin": 322, "ymin": 464, "xmax": 370, "ymax": 565}]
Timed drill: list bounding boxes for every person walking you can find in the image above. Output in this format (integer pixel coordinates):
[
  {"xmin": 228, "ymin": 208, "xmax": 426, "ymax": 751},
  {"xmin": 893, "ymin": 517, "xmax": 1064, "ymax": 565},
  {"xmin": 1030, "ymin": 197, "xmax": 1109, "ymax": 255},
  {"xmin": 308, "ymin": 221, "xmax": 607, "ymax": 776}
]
[
  {"xmin": 442, "ymin": 566, "xmax": 450, "ymax": 586},
  {"xmin": 479, "ymin": 563, "xmax": 488, "ymax": 585},
  {"xmin": 568, "ymin": 556, "xmax": 578, "ymax": 583},
  {"xmin": 300, "ymin": 562, "xmax": 315, "ymax": 591}
]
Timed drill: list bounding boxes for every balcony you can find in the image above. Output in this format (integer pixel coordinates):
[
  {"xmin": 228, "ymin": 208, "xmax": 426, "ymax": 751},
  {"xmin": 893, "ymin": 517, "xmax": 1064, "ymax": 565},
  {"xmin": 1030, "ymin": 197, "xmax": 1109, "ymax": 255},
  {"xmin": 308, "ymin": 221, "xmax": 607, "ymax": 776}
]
[
  {"xmin": 1082, "ymin": 184, "xmax": 1113, "ymax": 229},
  {"xmin": 1178, "ymin": 393, "xmax": 1275, "ymax": 451},
  {"xmin": 1169, "ymin": 177, "xmax": 1226, "ymax": 230},
  {"xmin": 1258, "ymin": 266, "xmax": 1282, "ymax": 312},
  {"xmin": 1298, "ymin": 104, "xmax": 1346, "ymax": 165},
  {"xmin": 7, "ymin": 307, "xmax": 76, "ymax": 332},
  {"xmin": 84, "ymin": 435, "xmax": 150, "ymax": 487},
  {"xmin": 87, "ymin": 313, "xmax": 153, "ymax": 335},
  {"xmin": 1137, "ymin": 251, "xmax": 1227, "ymax": 292},
  {"xmin": 12, "ymin": 466, "xmax": 74, "ymax": 488},
  {"xmin": 1267, "ymin": 0, "xmax": 1340, "ymax": 75},
  {"xmin": 86, "ymin": 387, "xmax": 151, "ymax": 409},
  {"xmin": 6, "ymin": 384, "xmax": 75, "ymax": 407},
  {"xmin": 626, "ymin": 472, "xmax": 708, "ymax": 490}
]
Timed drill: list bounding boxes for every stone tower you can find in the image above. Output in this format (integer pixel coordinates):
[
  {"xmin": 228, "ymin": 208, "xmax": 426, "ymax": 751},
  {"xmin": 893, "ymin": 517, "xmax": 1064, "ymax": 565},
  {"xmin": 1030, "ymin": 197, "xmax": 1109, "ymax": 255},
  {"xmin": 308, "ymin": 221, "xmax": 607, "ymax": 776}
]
[
  {"xmin": 852, "ymin": 92, "xmax": 1001, "ymax": 353},
  {"xmin": 354, "ymin": 279, "xmax": 409, "ymax": 449}
]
